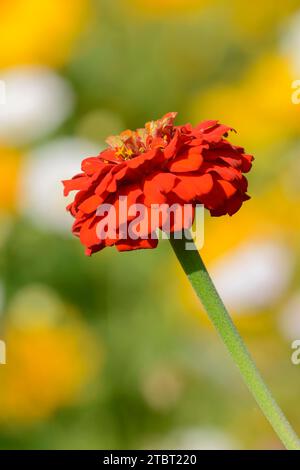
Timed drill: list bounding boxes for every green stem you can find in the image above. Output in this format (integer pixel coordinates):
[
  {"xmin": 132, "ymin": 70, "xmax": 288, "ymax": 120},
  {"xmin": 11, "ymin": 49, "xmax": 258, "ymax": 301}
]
[{"xmin": 170, "ymin": 233, "xmax": 300, "ymax": 450}]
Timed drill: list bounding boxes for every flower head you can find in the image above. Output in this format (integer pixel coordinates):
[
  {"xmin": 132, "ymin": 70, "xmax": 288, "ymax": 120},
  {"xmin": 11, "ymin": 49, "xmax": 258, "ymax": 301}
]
[{"xmin": 63, "ymin": 113, "xmax": 253, "ymax": 255}]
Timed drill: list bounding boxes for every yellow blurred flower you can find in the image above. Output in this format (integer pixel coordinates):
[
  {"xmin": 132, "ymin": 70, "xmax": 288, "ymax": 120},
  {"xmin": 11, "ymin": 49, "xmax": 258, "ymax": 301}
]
[
  {"xmin": 230, "ymin": 0, "xmax": 299, "ymax": 38},
  {"xmin": 0, "ymin": 0, "xmax": 90, "ymax": 68},
  {"xmin": 189, "ymin": 55, "xmax": 300, "ymax": 155},
  {"xmin": 0, "ymin": 147, "xmax": 22, "ymax": 213},
  {"xmin": 202, "ymin": 186, "xmax": 300, "ymax": 264},
  {"xmin": 0, "ymin": 285, "xmax": 102, "ymax": 425}
]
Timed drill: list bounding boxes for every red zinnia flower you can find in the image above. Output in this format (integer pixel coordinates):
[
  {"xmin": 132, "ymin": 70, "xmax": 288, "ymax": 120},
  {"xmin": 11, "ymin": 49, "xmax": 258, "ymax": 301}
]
[{"xmin": 63, "ymin": 112, "xmax": 253, "ymax": 255}]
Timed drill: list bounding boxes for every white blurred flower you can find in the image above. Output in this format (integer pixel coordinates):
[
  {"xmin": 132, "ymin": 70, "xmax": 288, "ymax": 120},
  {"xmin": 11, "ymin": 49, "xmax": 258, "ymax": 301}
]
[
  {"xmin": 278, "ymin": 293, "xmax": 300, "ymax": 341},
  {"xmin": 156, "ymin": 427, "xmax": 238, "ymax": 450},
  {"xmin": 18, "ymin": 137, "xmax": 100, "ymax": 233},
  {"xmin": 281, "ymin": 10, "xmax": 300, "ymax": 74},
  {"xmin": 211, "ymin": 239, "xmax": 293, "ymax": 313},
  {"xmin": 0, "ymin": 67, "xmax": 74, "ymax": 146}
]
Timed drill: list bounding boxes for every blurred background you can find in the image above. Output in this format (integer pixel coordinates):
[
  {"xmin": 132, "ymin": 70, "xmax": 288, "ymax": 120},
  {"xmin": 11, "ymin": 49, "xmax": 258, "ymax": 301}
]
[{"xmin": 0, "ymin": 0, "xmax": 300, "ymax": 450}]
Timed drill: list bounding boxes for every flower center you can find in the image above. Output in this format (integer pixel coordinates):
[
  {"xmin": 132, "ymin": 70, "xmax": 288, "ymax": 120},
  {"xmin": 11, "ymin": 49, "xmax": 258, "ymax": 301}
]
[
  {"xmin": 107, "ymin": 112, "xmax": 177, "ymax": 160},
  {"xmin": 115, "ymin": 144, "xmax": 135, "ymax": 160}
]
